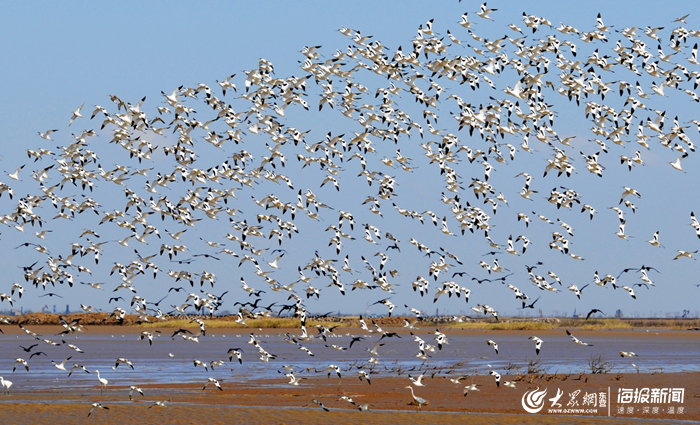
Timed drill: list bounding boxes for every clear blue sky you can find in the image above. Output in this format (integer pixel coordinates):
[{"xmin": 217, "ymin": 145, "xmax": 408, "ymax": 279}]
[{"xmin": 0, "ymin": 1, "xmax": 699, "ymax": 318}]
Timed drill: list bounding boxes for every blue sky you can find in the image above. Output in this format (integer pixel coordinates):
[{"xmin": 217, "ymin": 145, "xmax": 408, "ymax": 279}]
[{"xmin": 0, "ymin": 1, "xmax": 699, "ymax": 318}]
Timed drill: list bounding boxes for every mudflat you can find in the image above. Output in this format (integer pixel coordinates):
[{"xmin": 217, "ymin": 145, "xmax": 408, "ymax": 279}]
[
  {"xmin": 2, "ymin": 369, "xmax": 697, "ymax": 424},
  {"xmin": 3, "ymin": 323, "xmax": 698, "ymax": 423}
]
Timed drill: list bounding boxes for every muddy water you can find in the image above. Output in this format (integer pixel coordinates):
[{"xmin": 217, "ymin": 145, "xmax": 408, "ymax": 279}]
[
  {"xmin": 1, "ymin": 327, "xmax": 699, "ymax": 423},
  {"xmin": 1, "ymin": 328, "xmax": 699, "ymax": 390}
]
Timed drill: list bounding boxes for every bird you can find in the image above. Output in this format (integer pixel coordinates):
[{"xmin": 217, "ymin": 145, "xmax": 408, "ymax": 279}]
[
  {"xmin": 95, "ymin": 370, "xmax": 109, "ymax": 394},
  {"xmin": 68, "ymin": 363, "xmax": 90, "ymax": 377},
  {"xmin": 489, "ymin": 370, "xmax": 501, "ymax": 387},
  {"xmin": 87, "ymin": 402, "xmax": 109, "ymax": 417},
  {"xmin": 566, "ymin": 330, "xmax": 593, "ymax": 346},
  {"xmin": 7, "ymin": 165, "xmax": 25, "ymax": 181},
  {"xmin": 3, "ymin": 5, "xmax": 700, "ymax": 411},
  {"xmin": 647, "ymin": 231, "xmax": 663, "ymax": 247},
  {"xmin": 203, "ymin": 377, "xmax": 223, "ymax": 391},
  {"xmin": 670, "ymin": 153, "xmax": 688, "ymax": 172},
  {"xmin": 0, "ymin": 377, "xmax": 12, "ymax": 394},
  {"xmin": 674, "ymin": 250, "xmax": 698, "ymax": 260},
  {"xmin": 568, "ymin": 283, "xmax": 589, "ymax": 299},
  {"xmin": 311, "ymin": 399, "xmax": 330, "ymax": 412},
  {"xmin": 52, "ymin": 357, "xmax": 73, "ymax": 371},
  {"xmin": 408, "ymin": 373, "xmax": 426, "ymax": 387},
  {"xmin": 620, "ymin": 351, "xmax": 639, "ymax": 358},
  {"xmin": 115, "ymin": 358, "xmax": 134, "ymax": 370},
  {"xmin": 586, "ymin": 309, "xmax": 605, "ymax": 320},
  {"xmin": 405, "ymin": 385, "xmax": 428, "ymax": 410},
  {"xmin": 38, "ymin": 129, "xmax": 58, "ymax": 140},
  {"xmin": 19, "ymin": 344, "xmax": 38, "ymax": 353},
  {"xmin": 285, "ymin": 372, "xmax": 303, "ymax": 386},
  {"xmin": 13, "ymin": 358, "xmax": 29, "ymax": 373},
  {"xmin": 674, "ymin": 13, "xmax": 690, "ymax": 24},
  {"xmin": 476, "ymin": 2, "xmax": 497, "ymax": 20},
  {"xmin": 227, "ymin": 348, "xmax": 244, "ymax": 364},
  {"xmin": 129, "ymin": 385, "xmax": 145, "ymax": 400},
  {"xmin": 193, "ymin": 359, "xmax": 209, "ymax": 371},
  {"xmin": 622, "ymin": 286, "xmax": 637, "ymax": 299},
  {"xmin": 148, "ymin": 401, "xmax": 168, "ymax": 409},
  {"xmin": 140, "ymin": 331, "xmax": 156, "ymax": 345},
  {"xmin": 529, "ymin": 336, "xmax": 544, "ymax": 355},
  {"xmin": 69, "ymin": 102, "xmax": 85, "ymax": 126},
  {"xmin": 463, "ymin": 383, "xmax": 480, "ymax": 396}
]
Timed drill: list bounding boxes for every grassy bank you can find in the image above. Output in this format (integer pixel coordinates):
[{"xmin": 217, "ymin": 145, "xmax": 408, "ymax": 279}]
[{"xmin": 7, "ymin": 312, "xmax": 700, "ymax": 330}]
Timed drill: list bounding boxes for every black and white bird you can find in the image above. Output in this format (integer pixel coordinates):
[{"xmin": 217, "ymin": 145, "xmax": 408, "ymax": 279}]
[
  {"xmin": 486, "ymin": 339, "xmax": 499, "ymax": 355},
  {"xmin": 529, "ymin": 336, "xmax": 544, "ymax": 355},
  {"xmin": 87, "ymin": 402, "xmax": 109, "ymax": 418},
  {"xmin": 566, "ymin": 330, "xmax": 593, "ymax": 346},
  {"xmin": 489, "ymin": 370, "xmax": 501, "ymax": 387}
]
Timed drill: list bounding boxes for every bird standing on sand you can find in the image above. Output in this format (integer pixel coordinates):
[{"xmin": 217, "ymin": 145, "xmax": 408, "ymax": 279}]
[{"xmin": 406, "ymin": 385, "xmax": 428, "ymax": 410}]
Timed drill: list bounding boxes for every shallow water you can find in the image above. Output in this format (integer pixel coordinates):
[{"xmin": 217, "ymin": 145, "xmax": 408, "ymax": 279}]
[{"xmin": 2, "ymin": 328, "xmax": 698, "ymax": 391}]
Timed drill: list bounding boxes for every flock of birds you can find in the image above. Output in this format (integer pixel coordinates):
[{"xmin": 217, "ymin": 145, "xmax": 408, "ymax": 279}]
[{"xmin": 1, "ymin": 2, "xmax": 700, "ymax": 415}]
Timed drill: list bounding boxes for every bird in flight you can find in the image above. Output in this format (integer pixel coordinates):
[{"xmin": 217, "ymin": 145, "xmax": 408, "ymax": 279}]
[{"xmin": 566, "ymin": 330, "xmax": 593, "ymax": 346}]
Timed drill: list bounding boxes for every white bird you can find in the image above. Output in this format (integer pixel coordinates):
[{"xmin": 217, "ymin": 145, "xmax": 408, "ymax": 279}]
[
  {"xmin": 669, "ymin": 153, "xmax": 688, "ymax": 172},
  {"xmin": 0, "ymin": 376, "xmax": 12, "ymax": 394},
  {"xmin": 408, "ymin": 373, "xmax": 426, "ymax": 387},
  {"xmin": 38, "ymin": 129, "xmax": 58, "ymax": 140},
  {"xmin": 95, "ymin": 370, "xmax": 109, "ymax": 394},
  {"xmin": 674, "ymin": 250, "xmax": 698, "ymax": 260},
  {"xmin": 459, "ymin": 12, "xmax": 473, "ymax": 29},
  {"xmin": 7, "ymin": 165, "xmax": 25, "ymax": 181},
  {"xmin": 149, "ymin": 401, "xmax": 168, "ymax": 408},
  {"xmin": 52, "ymin": 357, "xmax": 73, "ymax": 371},
  {"xmin": 285, "ymin": 372, "xmax": 303, "ymax": 386},
  {"xmin": 647, "ymin": 231, "xmax": 663, "ymax": 247},
  {"xmin": 476, "ymin": 2, "xmax": 497, "ymax": 20},
  {"xmin": 463, "ymin": 383, "xmax": 480, "ymax": 396},
  {"xmin": 566, "ymin": 330, "xmax": 593, "ymax": 346},
  {"xmin": 69, "ymin": 102, "xmax": 85, "ymax": 126}
]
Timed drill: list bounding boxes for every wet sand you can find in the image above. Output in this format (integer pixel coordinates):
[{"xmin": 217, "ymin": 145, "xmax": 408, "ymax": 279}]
[
  {"xmin": 3, "ymin": 325, "xmax": 699, "ymax": 423},
  {"xmin": 2, "ymin": 403, "xmax": 681, "ymax": 425},
  {"xmin": 2, "ymin": 370, "xmax": 698, "ymax": 424}
]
